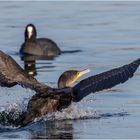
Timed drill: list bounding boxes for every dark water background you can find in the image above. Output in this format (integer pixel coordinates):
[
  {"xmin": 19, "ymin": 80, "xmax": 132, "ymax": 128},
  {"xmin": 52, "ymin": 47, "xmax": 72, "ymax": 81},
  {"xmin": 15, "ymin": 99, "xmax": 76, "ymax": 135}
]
[{"xmin": 0, "ymin": 1, "xmax": 140, "ymax": 139}]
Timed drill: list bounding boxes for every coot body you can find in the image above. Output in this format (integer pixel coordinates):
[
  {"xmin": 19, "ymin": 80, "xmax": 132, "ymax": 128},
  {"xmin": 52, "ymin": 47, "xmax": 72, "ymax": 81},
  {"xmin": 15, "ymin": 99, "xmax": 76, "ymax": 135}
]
[{"xmin": 20, "ymin": 24, "xmax": 61, "ymax": 56}]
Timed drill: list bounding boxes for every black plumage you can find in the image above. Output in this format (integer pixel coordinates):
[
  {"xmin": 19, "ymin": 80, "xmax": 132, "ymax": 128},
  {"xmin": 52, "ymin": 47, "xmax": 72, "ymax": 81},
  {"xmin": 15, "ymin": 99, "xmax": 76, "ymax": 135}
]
[
  {"xmin": 20, "ymin": 24, "xmax": 61, "ymax": 56},
  {"xmin": 0, "ymin": 51, "xmax": 48, "ymax": 91},
  {"xmin": 73, "ymin": 59, "xmax": 140, "ymax": 102},
  {"xmin": 0, "ymin": 50, "xmax": 139, "ymax": 126}
]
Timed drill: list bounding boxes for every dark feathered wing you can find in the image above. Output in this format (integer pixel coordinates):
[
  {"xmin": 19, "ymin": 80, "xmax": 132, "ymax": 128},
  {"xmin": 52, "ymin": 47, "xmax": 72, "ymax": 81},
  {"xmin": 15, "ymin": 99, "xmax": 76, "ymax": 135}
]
[
  {"xmin": 0, "ymin": 51, "xmax": 49, "ymax": 92},
  {"xmin": 73, "ymin": 58, "xmax": 140, "ymax": 102}
]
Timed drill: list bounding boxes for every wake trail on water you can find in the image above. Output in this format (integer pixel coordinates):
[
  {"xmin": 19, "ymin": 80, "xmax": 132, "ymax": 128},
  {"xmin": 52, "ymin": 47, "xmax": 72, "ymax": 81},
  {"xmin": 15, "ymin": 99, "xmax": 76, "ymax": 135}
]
[{"xmin": 0, "ymin": 100, "xmax": 129, "ymax": 129}]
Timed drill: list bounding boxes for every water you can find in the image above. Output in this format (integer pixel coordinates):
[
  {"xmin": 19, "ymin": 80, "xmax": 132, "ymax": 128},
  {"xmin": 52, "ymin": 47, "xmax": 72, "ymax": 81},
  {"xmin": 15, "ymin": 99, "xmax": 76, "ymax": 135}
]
[{"xmin": 0, "ymin": 1, "xmax": 140, "ymax": 139}]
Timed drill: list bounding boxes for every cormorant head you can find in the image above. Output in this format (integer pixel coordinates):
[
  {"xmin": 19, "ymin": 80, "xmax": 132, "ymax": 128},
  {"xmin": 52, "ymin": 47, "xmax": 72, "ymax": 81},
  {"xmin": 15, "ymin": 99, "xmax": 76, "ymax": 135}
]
[
  {"xmin": 25, "ymin": 23, "xmax": 37, "ymax": 41},
  {"xmin": 58, "ymin": 68, "xmax": 90, "ymax": 88}
]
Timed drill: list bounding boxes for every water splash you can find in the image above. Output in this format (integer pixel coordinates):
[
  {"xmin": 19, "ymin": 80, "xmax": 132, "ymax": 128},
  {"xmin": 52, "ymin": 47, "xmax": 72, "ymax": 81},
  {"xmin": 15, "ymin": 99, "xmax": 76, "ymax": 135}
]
[
  {"xmin": 43, "ymin": 104, "xmax": 97, "ymax": 121},
  {"xmin": 39, "ymin": 103, "xmax": 129, "ymax": 122},
  {"xmin": 0, "ymin": 101, "xmax": 129, "ymax": 128},
  {"xmin": 0, "ymin": 102, "xmax": 27, "ymax": 128}
]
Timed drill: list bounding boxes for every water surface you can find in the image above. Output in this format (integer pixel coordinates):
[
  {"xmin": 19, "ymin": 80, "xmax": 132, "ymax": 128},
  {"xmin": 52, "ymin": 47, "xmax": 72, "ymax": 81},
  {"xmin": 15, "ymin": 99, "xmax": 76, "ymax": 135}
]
[{"xmin": 0, "ymin": 1, "xmax": 140, "ymax": 139}]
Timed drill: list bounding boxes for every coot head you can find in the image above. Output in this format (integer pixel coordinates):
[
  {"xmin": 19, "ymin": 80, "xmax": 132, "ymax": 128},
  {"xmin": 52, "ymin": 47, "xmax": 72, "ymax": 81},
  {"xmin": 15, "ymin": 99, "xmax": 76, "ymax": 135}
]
[{"xmin": 25, "ymin": 24, "xmax": 37, "ymax": 41}]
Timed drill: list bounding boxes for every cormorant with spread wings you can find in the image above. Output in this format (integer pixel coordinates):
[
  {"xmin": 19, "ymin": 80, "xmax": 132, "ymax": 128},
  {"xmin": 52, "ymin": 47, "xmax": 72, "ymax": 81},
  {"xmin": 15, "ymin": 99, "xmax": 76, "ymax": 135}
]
[{"xmin": 0, "ymin": 50, "xmax": 139, "ymax": 127}]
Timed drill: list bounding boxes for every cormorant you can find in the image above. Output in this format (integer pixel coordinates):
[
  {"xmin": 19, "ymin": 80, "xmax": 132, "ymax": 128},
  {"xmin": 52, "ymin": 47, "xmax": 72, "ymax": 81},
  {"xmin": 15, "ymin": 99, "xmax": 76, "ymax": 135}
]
[
  {"xmin": 20, "ymin": 24, "xmax": 61, "ymax": 56},
  {"xmin": 0, "ymin": 50, "xmax": 139, "ymax": 127}
]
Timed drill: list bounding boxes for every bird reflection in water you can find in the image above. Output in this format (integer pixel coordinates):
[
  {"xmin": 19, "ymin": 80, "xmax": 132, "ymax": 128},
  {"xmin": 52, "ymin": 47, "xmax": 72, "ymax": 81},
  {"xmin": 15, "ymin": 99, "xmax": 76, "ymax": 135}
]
[
  {"xmin": 20, "ymin": 55, "xmax": 56, "ymax": 76},
  {"xmin": 29, "ymin": 120, "xmax": 73, "ymax": 139},
  {"xmin": 24, "ymin": 61, "xmax": 37, "ymax": 76}
]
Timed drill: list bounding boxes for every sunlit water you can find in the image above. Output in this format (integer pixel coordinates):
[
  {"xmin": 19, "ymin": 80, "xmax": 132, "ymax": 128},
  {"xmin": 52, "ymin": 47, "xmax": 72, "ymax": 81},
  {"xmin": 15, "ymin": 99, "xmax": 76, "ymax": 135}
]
[{"xmin": 0, "ymin": 1, "xmax": 140, "ymax": 139}]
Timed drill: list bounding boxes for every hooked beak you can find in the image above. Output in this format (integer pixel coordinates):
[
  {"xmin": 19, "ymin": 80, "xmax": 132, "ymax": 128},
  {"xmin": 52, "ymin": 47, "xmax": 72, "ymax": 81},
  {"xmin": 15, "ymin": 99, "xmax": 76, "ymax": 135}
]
[{"xmin": 78, "ymin": 68, "xmax": 90, "ymax": 78}]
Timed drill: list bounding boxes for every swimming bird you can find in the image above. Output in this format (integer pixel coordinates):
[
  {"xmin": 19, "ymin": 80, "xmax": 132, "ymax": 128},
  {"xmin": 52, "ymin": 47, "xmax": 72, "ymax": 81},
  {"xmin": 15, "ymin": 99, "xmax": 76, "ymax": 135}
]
[
  {"xmin": 20, "ymin": 24, "xmax": 61, "ymax": 56},
  {"xmin": 0, "ymin": 50, "xmax": 140, "ymax": 127}
]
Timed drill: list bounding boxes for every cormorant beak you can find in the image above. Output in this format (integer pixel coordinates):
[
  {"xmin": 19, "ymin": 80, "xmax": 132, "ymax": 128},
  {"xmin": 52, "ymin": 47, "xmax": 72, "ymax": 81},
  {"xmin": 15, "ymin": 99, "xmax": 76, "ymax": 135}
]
[{"xmin": 77, "ymin": 68, "xmax": 90, "ymax": 79}]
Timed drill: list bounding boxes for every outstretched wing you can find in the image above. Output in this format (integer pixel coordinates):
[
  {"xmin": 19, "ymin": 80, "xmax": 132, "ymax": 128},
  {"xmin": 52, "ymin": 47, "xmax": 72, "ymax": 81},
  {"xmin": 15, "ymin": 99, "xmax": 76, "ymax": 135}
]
[
  {"xmin": 73, "ymin": 58, "xmax": 140, "ymax": 102},
  {"xmin": 0, "ymin": 51, "xmax": 49, "ymax": 92}
]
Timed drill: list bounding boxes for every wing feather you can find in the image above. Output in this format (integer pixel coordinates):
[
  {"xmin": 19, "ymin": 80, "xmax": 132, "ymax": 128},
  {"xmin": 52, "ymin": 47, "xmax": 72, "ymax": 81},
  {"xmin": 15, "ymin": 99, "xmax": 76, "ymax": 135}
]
[
  {"xmin": 73, "ymin": 58, "xmax": 140, "ymax": 102},
  {"xmin": 0, "ymin": 51, "xmax": 49, "ymax": 92}
]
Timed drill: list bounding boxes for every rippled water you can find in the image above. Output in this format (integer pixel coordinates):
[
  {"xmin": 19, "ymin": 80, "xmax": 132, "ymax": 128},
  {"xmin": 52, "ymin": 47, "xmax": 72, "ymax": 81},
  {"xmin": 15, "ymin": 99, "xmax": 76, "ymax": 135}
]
[{"xmin": 0, "ymin": 1, "xmax": 140, "ymax": 139}]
